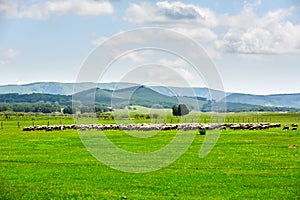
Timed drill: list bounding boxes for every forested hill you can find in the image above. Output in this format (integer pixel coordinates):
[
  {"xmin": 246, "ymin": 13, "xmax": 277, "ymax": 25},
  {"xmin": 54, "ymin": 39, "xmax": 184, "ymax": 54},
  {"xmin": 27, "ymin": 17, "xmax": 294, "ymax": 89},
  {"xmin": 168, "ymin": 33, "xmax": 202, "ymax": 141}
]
[
  {"xmin": 0, "ymin": 93, "xmax": 72, "ymax": 105},
  {"xmin": 1, "ymin": 82, "xmax": 300, "ymax": 109},
  {"xmin": 0, "ymin": 87, "xmax": 299, "ymax": 113}
]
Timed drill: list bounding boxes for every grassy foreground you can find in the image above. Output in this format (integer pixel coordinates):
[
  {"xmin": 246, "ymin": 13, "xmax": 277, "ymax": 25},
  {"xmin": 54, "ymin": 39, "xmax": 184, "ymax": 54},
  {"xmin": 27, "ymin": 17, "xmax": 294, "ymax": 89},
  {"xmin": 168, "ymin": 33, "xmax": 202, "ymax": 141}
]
[{"xmin": 0, "ymin": 114, "xmax": 299, "ymax": 199}]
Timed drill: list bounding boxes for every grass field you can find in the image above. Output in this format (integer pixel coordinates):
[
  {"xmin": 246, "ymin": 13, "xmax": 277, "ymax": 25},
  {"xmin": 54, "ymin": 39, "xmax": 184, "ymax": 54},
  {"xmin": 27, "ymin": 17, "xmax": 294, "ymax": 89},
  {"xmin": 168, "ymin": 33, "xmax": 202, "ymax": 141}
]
[{"xmin": 0, "ymin": 112, "xmax": 299, "ymax": 199}]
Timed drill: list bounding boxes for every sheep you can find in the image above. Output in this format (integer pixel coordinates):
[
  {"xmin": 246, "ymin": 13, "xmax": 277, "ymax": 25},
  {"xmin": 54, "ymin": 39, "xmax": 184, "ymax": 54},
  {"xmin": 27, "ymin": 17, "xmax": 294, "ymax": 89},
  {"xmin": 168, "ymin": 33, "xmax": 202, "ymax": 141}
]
[
  {"xmin": 23, "ymin": 122, "xmax": 287, "ymax": 132},
  {"xmin": 282, "ymin": 125, "xmax": 289, "ymax": 130}
]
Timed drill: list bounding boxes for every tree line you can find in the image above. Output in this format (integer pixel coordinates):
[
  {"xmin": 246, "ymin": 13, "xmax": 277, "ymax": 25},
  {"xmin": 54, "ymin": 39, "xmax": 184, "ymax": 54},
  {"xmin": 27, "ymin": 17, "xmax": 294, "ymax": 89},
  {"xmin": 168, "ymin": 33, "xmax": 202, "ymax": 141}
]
[{"xmin": 0, "ymin": 103, "xmax": 113, "ymax": 114}]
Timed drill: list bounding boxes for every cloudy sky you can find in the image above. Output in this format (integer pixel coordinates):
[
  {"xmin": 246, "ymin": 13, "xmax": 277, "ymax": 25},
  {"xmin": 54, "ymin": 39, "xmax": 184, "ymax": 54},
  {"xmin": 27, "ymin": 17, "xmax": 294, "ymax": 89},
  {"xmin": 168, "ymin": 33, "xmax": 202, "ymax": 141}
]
[{"xmin": 1, "ymin": 0, "xmax": 300, "ymax": 94}]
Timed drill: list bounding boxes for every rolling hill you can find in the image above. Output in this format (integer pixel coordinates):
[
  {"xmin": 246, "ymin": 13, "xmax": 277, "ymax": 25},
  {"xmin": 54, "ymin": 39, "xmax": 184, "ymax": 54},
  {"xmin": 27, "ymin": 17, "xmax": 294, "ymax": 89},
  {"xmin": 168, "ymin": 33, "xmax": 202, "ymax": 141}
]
[
  {"xmin": 0, "ymin": 82, "xmax": 139, "ymax": 95},
  {"xmin": 0, "ymin": 82, "xmax": 300, "ymax": 109},
  {"xmin": 226, "ymin": 93, "xmax": 300, "ymax": 109},
  {"xmin": 0, "ymin": 86, "xmax": 298, "ymax": 112},
  {"xmin": 73, "ymin": 86, "xmax": 202, "ymax": 108},
  {"xmin": 149, "ymin": 86, "xmax": 227, "ymax": 100},
  {"xmin": 0, "ymin": 82, "xmax": 222, "ymax": 100},
  {"xmin": 0, "ymin": 86, "xmax": 204, "ymax": 110},
  {"xmin": 0, "ymin": 93, "xmax": 72, "ymax": 106}
]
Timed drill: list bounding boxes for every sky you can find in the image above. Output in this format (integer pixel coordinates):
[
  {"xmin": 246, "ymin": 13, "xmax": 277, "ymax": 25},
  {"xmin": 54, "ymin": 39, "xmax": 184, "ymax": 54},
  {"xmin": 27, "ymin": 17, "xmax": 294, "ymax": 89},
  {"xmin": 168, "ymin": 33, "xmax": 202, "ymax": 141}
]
[{"xmin": 0, "ymin": 0, "xmax": 300, "ymax": 94}]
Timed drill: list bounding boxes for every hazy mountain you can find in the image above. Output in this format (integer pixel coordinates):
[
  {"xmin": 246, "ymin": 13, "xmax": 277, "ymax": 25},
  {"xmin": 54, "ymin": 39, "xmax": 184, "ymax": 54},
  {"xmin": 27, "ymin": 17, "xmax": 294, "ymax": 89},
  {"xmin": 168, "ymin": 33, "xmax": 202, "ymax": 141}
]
[
  {"xmin": 0, "ymin": 86, "xmax": 203, "ymax": 109},
  {"xmin": 0, "ymin": 82, "xmax": 139, "ymax": 95},
  {"xmin": 0, "ymin": 82, "xmax": 221, "ymax": 98},
  {"xmin": 0, "ymin": 82, "xmax": 300, "ymax": 109},
  {"xmin": 226, "ymin": 93, "xmax": 300, "ymax": 108},
  {"xmin": 149, "ymin": 86, "xmax": 228, "ymax": 100},
  {"xmin": 73, "ymin": 86, "xmax": 203, "ymax": 108},
  {"xmin": 1, "ymin": 86, "xmax": 298, "ymax": 112}
]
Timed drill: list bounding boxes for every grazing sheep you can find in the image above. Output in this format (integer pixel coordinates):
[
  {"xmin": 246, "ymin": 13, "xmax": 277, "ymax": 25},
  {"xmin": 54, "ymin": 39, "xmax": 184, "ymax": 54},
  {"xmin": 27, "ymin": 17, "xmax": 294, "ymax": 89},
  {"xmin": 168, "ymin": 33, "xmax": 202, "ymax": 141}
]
[
  {"xmin": 269, "ymin": 123, "xmax": 281, "ymax": 128},
  {"xmin": 282, "ymin": 125, "xmax": 289, "ymax": 130},
  {"xmin": 288, "ymin": 145, "xmax": 298, "ymax": 148},
  {"xmin": 23, "ymin": 126, "xmax": 33, "ymax": 131},
  {"xmin": 23, "ymin": 122, "xmax": 286, "ymax": 132},
  {"xmin": 230, "ymin": 124, "xmax": 241, "ymax": 130}
]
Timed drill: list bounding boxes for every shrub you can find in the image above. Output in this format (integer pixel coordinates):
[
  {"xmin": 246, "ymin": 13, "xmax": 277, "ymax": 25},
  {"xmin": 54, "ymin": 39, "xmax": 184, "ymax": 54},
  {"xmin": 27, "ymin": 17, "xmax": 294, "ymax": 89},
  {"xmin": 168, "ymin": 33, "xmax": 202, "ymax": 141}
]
[{"xmin": 198, "ymin": 128, "xmax": 206, "ymax": 135}]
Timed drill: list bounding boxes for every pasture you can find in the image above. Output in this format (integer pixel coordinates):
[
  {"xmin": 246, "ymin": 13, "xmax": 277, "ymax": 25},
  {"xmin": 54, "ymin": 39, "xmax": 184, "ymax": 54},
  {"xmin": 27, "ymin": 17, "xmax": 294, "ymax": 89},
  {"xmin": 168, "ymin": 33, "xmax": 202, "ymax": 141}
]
[{"xmin": 0, "ymin": 112, "xmax": 299, "ymax": 199}]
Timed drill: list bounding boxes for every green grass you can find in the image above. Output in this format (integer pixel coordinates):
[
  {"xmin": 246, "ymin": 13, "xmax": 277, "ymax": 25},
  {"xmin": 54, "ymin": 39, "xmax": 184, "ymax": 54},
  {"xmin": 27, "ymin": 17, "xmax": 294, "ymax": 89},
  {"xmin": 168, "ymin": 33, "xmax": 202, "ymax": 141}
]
[{"xmin": 0, "ymin": 113, "xmax": 299, "ymax": 199}]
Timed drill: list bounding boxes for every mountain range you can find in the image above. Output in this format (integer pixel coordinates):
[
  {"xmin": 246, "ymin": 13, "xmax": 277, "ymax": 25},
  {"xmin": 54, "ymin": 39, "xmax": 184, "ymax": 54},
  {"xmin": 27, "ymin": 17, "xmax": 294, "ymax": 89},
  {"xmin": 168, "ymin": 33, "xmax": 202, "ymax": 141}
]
[
  {"xmin": 0, "ymin": 82, "xmax": 299, "ymax": 110},
  {"xmin": 0, "ymin": 82, "xmax": 138, "ymax": 95}
]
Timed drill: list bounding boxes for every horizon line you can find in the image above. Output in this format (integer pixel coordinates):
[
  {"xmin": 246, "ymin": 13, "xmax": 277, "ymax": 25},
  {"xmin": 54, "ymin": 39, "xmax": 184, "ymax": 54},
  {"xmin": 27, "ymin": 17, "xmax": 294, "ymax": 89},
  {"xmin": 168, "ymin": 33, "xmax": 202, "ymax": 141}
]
[{"xmin": 0, "ymin": 81, "xmax": 300, "ymax": 96}]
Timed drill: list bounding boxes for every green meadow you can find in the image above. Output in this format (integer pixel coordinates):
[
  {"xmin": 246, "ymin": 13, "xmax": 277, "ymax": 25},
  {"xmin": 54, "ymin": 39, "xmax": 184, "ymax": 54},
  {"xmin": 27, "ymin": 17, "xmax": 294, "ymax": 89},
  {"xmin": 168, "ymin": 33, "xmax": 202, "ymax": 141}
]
[{"xmin": 0, "ymin": 111, "xmax": 299, "ymax": 199}]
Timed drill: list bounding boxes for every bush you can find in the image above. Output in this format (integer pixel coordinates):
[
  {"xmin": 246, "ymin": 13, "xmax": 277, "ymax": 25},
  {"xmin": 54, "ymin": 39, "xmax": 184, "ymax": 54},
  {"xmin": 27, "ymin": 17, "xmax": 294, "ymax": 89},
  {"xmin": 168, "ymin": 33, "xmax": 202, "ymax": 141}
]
[
  {"xmin": 198, "ymin": 128, "xmax": 206, "ymax": 135},
  {"xmin": 151, "ymin": 114, "xmax": 159, "ymax": 119}
]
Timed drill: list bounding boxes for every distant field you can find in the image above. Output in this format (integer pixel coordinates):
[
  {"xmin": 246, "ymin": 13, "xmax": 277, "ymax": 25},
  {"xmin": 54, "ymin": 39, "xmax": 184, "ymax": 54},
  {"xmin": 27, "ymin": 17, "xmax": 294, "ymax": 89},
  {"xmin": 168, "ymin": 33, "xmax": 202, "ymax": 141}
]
[{"xmin": 0, "ymin": 112, "xmax": 299, "ymax": 199}]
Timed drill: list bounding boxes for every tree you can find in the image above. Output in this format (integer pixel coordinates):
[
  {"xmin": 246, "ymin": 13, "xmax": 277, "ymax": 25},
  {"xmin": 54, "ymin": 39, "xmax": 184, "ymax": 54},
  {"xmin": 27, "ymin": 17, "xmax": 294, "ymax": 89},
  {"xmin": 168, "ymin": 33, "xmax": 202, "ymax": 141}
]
[
  {"xmin": 172, "ymin": 104, "xmax": 190, "ymax": 116},
  {"xmin": 178, "ymin": 104, "xmax": 190, "ymax": 116},
  {"xmin": 172, "ymin": 105, "xmax": 179, "ymax": 116},
  {"xmin": 37, "ymin": 103, "xmax": 54, "ymax": 113},
  {"xmin": 63, "ymin": 106, "xmax": 73, "ymax": 114},
  {"xmin": 0, "ymin": 105, "xmax": 9, "ymax": 112}
]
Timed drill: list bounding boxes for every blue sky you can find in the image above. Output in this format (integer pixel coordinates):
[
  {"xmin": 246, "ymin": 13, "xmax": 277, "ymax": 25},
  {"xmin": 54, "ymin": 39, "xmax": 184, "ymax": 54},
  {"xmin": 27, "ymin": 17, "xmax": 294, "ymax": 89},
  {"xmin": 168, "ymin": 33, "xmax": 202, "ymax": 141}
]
[{"xmin": 0, "ymin": 0, "xmax": 300, "ymax": 94}]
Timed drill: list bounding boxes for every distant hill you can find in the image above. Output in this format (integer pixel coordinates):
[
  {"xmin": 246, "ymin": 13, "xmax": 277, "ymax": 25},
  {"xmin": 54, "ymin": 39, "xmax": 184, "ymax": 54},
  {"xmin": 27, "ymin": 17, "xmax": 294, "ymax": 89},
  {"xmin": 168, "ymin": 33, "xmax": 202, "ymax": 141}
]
[
  {"xmin": 0, "ymin": 86, "xmax": 203, "ymax": 109},
  {"xmin": 0, "ymin": 93, "xmax": 72, "ymax": 106},
  {"xmin": 0, "ymin": 86, "xmax": 298, "ymax": 112},
  {"xmin": 0, "ymin": 82, "xmax": 225, "ymax": 99},
  {"xmin": 226, "ymin": 93, "xmax": 300, "ymax": 108},
  {"xmin": 0, "ymin": 82, "xmax": 86, "ymax": 95},
  {"xmin": 0, "ymin": 82, "xmax": 139, "ymax": 95},
  {"xmin": 149, "ymin": 86, "xmax": 227, "ymax": 100},
  {"xmin": 73, "ymin": 86, "xmax": 199, "ymax": 108},
  {"xmin": 0, "ymin": 82, "xmax": 300, "ymax": 109}
]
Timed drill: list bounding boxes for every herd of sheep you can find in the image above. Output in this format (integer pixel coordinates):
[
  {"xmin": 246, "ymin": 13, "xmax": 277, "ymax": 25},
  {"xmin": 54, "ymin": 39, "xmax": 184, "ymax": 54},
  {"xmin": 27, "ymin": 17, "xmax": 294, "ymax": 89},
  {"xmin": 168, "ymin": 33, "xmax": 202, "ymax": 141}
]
[{"xmin": 22, "ymin": 122, "xmax": 298, "ymax": 132}]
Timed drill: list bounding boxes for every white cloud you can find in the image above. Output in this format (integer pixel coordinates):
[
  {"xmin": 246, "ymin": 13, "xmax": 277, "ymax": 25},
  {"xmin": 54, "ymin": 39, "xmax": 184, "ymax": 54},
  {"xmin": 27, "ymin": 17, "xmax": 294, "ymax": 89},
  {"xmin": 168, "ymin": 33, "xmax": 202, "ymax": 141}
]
[
  {"xmin": 0, "ymin": 48, "xmax": 20, "ymax": 65},
  {"xmin": 0, "ymin": 60, "xmax": 10, "ymax": 65},
  {"xmin": 158, "ymin": 58, "xmax": 198, "ymax": 83},
  {"xmin": 3, "ymin": 48, "xmax": 20, "ymax": 58},
  {"xmin": 90, "ymin": 36, "xmax": 109, "ymax": 46},
  {"xmin": 120, "ymin": 50, "xmax": 156, "ymax": 63},
  {"xmin": 123, "ymin": 1, "xmax": 218, "ymax": 43},
  {"xmin": 171, "ymin": 27, "xmax": 217, "ymax": 41},
  {"xmin": 124, "ymin": 1, "xmax": 300, "ymax": 55},
  {"xmin": 117, "ymin": 64, "xmax": 199, "ymax": 88},
  {"xmin": 159, "ymin": 57, "xmax": 186, "ymax": 67},
  {"xmin": 0, "ymin": 0, "xmax": 114, "ymax": 19},
  {"xmin": 216, "ymin": 23, "xmax": 300, "ymax": 54},
  {"xmin": 124, "ymin": 1, "xmax": 217, "ymax": 27},
  {"xmin": 46, "ymin": 0, "xmax": 114, "ymax": 16},
  {"xmin": 216, "ymin": 4, "xmax": 300, "ymax": 54},
  {"xmin": 120, "ymin": 51, "xmax": 147, "ymax": 63}
]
